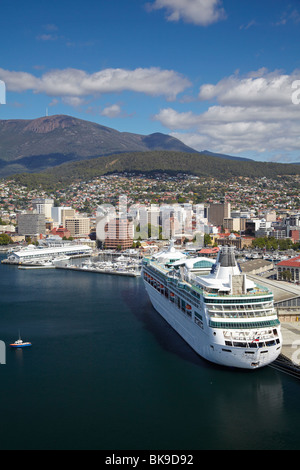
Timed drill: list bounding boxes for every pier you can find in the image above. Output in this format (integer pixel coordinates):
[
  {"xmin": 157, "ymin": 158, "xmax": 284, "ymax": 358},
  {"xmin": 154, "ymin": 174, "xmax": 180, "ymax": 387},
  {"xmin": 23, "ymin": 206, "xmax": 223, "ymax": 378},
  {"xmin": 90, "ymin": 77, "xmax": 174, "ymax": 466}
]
[{"xmin": 270, "ymin": 323, "xmax": 300, "ymax": 379}]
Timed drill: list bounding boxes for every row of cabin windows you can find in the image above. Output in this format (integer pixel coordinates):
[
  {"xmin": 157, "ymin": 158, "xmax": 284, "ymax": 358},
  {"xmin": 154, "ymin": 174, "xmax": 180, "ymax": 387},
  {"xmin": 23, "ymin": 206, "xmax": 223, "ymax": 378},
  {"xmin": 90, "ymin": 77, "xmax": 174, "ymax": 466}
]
[{"xmin": 145, "ymin": 273, "xmax": 205, "ymax": 328}]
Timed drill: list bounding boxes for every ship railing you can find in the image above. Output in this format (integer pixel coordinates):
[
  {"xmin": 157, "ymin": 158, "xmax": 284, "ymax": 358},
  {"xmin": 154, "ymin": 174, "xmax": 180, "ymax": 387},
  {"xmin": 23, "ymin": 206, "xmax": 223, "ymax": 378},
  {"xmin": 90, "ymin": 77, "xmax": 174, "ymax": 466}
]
[
  {"xmin": 189, "ymin": 273, "xmax": 271, "ymax": 298},
  {"xmin": 203, "ymin": 289, "xmax": 271, "ymax": 298},
  {"xmin": 208, "ymin": 305, "xmax": 276, "ymax": 319},
  {"xmin": 148, "ymin": 260, "xmax": 170, "ymax": 275},
  {"xmin": 189, "ymin": 271, "xmax": 271, "ymax": 297},
  {"xmin": 223, "ymin": 329, "xmax": 277, "ymax": 343}
]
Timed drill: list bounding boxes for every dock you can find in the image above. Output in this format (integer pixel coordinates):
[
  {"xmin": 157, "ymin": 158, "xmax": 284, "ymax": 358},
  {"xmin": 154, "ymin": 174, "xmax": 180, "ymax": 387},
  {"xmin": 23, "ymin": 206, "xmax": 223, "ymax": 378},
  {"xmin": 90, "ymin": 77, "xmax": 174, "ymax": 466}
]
[{"xmin": 270, "ymin": 322, "xmax": 300, "ymax": 379}]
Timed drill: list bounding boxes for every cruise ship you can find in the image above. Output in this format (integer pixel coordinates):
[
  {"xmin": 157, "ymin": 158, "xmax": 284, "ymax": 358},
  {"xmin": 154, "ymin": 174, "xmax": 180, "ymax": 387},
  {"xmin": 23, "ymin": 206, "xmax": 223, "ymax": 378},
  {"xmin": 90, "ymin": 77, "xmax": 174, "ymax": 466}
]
[{"xmin": 142, "ymin": 243, "xmax": 282, "ymax": 369}]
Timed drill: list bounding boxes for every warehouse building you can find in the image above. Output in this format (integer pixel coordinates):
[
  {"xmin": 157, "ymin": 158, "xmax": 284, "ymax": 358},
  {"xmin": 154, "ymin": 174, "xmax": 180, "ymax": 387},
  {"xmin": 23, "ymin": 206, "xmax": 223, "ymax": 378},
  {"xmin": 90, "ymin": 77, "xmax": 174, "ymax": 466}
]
[{"xmin": 6, "ymin": 245, "xmax": 92, "ymax": 264}]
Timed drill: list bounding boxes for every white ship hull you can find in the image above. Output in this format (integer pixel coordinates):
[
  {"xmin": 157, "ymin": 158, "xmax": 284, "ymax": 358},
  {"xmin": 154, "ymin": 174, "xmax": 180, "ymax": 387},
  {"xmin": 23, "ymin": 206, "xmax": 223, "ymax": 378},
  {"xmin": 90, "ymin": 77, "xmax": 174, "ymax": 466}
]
[{"xmin": 144, "ymin": 280, "xmax": 282, "ymax": 369}]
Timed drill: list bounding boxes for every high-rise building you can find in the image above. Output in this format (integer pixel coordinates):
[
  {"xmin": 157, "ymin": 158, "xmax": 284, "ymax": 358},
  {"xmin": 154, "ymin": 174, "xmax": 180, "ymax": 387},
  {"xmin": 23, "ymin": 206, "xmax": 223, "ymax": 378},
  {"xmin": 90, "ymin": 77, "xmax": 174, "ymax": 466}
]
[
  {"xmin": 32, "ymin": 198, "xmax": 54, "ymax": 219},
  {"xmin": 104, "ymin": 217, "xmax": 133, "ymax": 250},
  {"xmin": 51, "ymin": 207, "xmax": 74, "ymax": 226},
  {"xmin": 64, "ymin": 216, "xmax": 90, "ymax": 237},
  {"xmin": 18, "ymin": 213, "xmax": 46, "ymax": 236},
  {"xmin": 208, "ymin": 201, "xmax": 231, "ymax": 227},
  {"xmin": 223, "ymin": 217, "xmax": 241, "ymax": 232},
  {"xmin": 61, "ymin": 209, "xmax": 76, "ymax": 227}
]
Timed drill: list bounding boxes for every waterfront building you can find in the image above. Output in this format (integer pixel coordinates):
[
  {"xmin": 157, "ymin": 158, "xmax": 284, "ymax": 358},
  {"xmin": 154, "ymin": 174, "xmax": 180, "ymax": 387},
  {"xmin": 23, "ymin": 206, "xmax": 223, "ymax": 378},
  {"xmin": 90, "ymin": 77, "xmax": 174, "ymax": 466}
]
[
  {"xmin": 277, "ymin": 256, "xmax": 300, "ymax": 283},
  {"xmin": 39, "ymin": 236, "xmax": 72, "ymax": 247},
  {"xmin": 6, "ymin": 244, "xmax": 92, "ymax": 264}
]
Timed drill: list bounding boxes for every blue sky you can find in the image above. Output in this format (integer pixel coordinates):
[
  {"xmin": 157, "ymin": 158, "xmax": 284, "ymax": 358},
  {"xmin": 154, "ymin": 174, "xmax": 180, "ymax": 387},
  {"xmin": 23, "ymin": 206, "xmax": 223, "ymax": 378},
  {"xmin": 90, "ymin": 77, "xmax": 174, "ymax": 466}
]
[{"xmin": 1, "ymin": 0, "xmax": 300, "ymax": 162}]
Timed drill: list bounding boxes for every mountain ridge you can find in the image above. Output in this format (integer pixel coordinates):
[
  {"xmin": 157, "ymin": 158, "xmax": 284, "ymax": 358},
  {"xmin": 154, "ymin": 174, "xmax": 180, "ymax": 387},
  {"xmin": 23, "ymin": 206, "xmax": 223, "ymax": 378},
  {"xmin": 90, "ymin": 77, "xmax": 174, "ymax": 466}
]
[
  {"xmin": 0, "ymin": 114, "xmax": 197, "ymax": 176},
  {"xmin": 0, "ymin": 114, "xmax": 251, "ymax": 176},
  {"xmin": 10, "ymin": 150, "xmax": 300, "ymax": 191}
]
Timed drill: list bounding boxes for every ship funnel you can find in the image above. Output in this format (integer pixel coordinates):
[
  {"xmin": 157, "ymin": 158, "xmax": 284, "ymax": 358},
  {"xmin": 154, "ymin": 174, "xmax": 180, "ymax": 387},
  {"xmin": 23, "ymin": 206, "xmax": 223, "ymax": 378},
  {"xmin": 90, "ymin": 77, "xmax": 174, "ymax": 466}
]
[{"xmin": 217, "ymin": 246, "xmax": 236, "ymax": 268}]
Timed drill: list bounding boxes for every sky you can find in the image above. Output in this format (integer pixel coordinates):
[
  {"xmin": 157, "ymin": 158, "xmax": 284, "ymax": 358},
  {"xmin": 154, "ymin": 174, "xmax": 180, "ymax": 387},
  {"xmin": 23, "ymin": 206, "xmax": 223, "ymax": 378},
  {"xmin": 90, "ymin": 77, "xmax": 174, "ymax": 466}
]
[{"xmin": 1, "ymin": 0, "xmax": 300, "ymax": 162}]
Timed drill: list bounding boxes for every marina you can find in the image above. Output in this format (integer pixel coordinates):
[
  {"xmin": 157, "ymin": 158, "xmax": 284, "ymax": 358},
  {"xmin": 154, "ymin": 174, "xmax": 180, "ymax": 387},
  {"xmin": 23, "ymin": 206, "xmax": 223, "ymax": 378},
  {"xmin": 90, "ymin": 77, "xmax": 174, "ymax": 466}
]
[
  {"xmin": 1, "ymin": 252, "xmax": 300, "ymax": 451},
  {"xmin": 55, "ymin": 258, "xmax": 142, "ymax": 277},
  {"xmin": 3, "ymin": 244, "xmax": 300, "ymax": 375},
  {"xmin": 2, "ymin": 245, "xmax": 142, "ymax": 277}
]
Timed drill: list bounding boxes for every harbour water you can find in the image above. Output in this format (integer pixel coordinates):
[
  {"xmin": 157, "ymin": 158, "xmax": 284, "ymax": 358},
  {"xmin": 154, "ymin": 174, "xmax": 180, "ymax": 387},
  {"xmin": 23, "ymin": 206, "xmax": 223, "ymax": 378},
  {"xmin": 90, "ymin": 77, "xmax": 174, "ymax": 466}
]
[{"xmin": 0, "ymin": 254, "xmax": 300, "ymax": 450}]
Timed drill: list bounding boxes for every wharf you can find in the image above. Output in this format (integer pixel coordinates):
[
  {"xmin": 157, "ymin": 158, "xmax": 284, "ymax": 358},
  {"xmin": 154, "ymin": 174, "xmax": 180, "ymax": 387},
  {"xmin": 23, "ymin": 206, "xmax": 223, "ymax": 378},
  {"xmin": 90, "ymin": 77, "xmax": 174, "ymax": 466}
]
[
  {"xmin": 18, "ymin": 265, "xmax": 56, "ymax": 270},
  {"xmin": 270, "ymin": 322, "xmax": 300, "ymax": 379}
]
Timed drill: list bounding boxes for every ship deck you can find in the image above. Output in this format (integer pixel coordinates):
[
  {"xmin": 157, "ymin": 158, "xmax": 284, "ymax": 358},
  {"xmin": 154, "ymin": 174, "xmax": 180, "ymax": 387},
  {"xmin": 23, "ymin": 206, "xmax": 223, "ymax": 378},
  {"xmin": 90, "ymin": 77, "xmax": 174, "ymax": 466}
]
[{"xmin": 146, "ymin": 259, "xmax": 273, "ymax": 300}]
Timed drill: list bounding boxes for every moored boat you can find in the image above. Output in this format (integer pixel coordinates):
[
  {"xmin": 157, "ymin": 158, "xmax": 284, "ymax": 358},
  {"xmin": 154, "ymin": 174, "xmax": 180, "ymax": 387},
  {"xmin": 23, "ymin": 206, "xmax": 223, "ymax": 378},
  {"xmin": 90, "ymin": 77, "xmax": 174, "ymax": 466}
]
[
  {"xmin": 10, "ymin": 332, "xmax": 32, "ymax": 348},
  {"xmin": 142, "ymin": 243, "xmax": 282, "ymax": 370}
]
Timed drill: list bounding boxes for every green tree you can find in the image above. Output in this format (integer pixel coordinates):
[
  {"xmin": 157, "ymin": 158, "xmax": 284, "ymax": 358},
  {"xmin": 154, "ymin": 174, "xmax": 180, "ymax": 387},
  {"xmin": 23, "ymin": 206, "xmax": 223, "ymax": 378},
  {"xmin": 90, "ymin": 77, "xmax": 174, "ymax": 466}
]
[
  {"xmin": 282, "ymin": 270, "xmax": 292, "ymax": 282},
  {"xmin": 0, "ymin": 234, "xmax": 12, "ymax": 245},
  {"xmin": 204, "ymin": 234, "xmax": 212, "ymax": 246}
]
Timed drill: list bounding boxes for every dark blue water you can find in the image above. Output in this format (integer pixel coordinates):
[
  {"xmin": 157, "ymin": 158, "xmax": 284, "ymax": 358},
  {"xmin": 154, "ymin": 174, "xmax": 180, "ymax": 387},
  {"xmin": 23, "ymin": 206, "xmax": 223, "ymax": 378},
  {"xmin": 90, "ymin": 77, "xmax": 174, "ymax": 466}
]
[{"xmin": 0, "ymin": 255, "xmax": 300, "ymax": 450}]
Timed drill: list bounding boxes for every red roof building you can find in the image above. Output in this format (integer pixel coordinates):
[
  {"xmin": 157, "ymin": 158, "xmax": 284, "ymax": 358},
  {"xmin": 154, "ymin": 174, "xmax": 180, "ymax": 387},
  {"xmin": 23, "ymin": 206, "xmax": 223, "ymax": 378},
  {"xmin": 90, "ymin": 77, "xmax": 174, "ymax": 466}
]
[
  {"xmin": 50, "ymin": 226, "xmax": 71, "ymax": 239},
  {"xmin": 277, "ymin": 255, "xmax": 300, "ymax": 282},
  {"xmin": 198, "ymin": 247, "xmax": 220, "ymax": 257},
  {"xmin": 277, "ymin": 256, "xmax": 300, "ymax": 268}
]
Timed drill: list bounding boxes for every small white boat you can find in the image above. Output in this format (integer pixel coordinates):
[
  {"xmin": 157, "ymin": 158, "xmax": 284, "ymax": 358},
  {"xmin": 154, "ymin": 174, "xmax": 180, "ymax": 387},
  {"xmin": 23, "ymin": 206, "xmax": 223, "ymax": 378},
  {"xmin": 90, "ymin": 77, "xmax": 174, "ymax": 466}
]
[{"xmin": 10, "ymin": 331, "xmax": 32, "ymax": 348}]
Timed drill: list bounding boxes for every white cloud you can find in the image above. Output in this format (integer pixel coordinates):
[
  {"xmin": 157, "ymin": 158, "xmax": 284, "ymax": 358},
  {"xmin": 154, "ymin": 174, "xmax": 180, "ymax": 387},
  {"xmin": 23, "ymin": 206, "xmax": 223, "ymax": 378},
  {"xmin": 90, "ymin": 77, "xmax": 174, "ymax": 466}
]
[
  {"xmin": 0, "ymin": 69, "xmax": 40, "ymax": 92},
  {"xmin": 101, "ymin": 104, "xmax": 122, "ymax": 118},
  {"xmin": 154, "ymin": 107, "xmax": 199, "ymax": 129},
  {"xmin": 198, "ymin": 69, "xmax": 299, "ymax": 106},
  {"xmin": 0, "ymin": 66, "xmax": 190, "ymax": 101},
  {"xmin": 146, "ymin": 0, "xmax": 226, "ymax": 26},
  {"xmin": 154, "ymin": 69, "xmax": 300, "ymax": 161}
]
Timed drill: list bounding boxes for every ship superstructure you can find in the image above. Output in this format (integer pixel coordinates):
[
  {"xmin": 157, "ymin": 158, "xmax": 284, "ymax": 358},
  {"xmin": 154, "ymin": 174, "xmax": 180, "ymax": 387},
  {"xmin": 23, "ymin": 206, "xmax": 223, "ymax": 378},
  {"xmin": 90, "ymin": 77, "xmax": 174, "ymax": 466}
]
[{"xmin": 142, "ymin": 244, "xmax": 282, "ymax": 369}]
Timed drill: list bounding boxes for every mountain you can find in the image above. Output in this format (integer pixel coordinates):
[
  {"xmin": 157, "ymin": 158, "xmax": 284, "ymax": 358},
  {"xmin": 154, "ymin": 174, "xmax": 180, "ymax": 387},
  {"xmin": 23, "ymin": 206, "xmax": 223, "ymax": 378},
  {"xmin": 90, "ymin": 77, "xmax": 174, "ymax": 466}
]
[
  {"xmin": 11, "ymin": 150, "xmax": 300, "ymax": 191},
  {"xmin": 0, "ymin": 115, "xmax": 199, "ymax": 177},
  {"xmin": 0, "ymin": 114, "xmax": 256, "ymax": 177}
]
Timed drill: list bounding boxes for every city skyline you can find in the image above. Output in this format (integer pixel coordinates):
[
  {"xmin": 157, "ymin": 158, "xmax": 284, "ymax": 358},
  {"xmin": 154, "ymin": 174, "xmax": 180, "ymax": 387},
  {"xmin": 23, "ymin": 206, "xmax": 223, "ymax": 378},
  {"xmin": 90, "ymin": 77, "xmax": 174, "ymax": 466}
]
[{"xmin": 0, "ymin": 0, "xmax": 300, "ymax": 163}]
